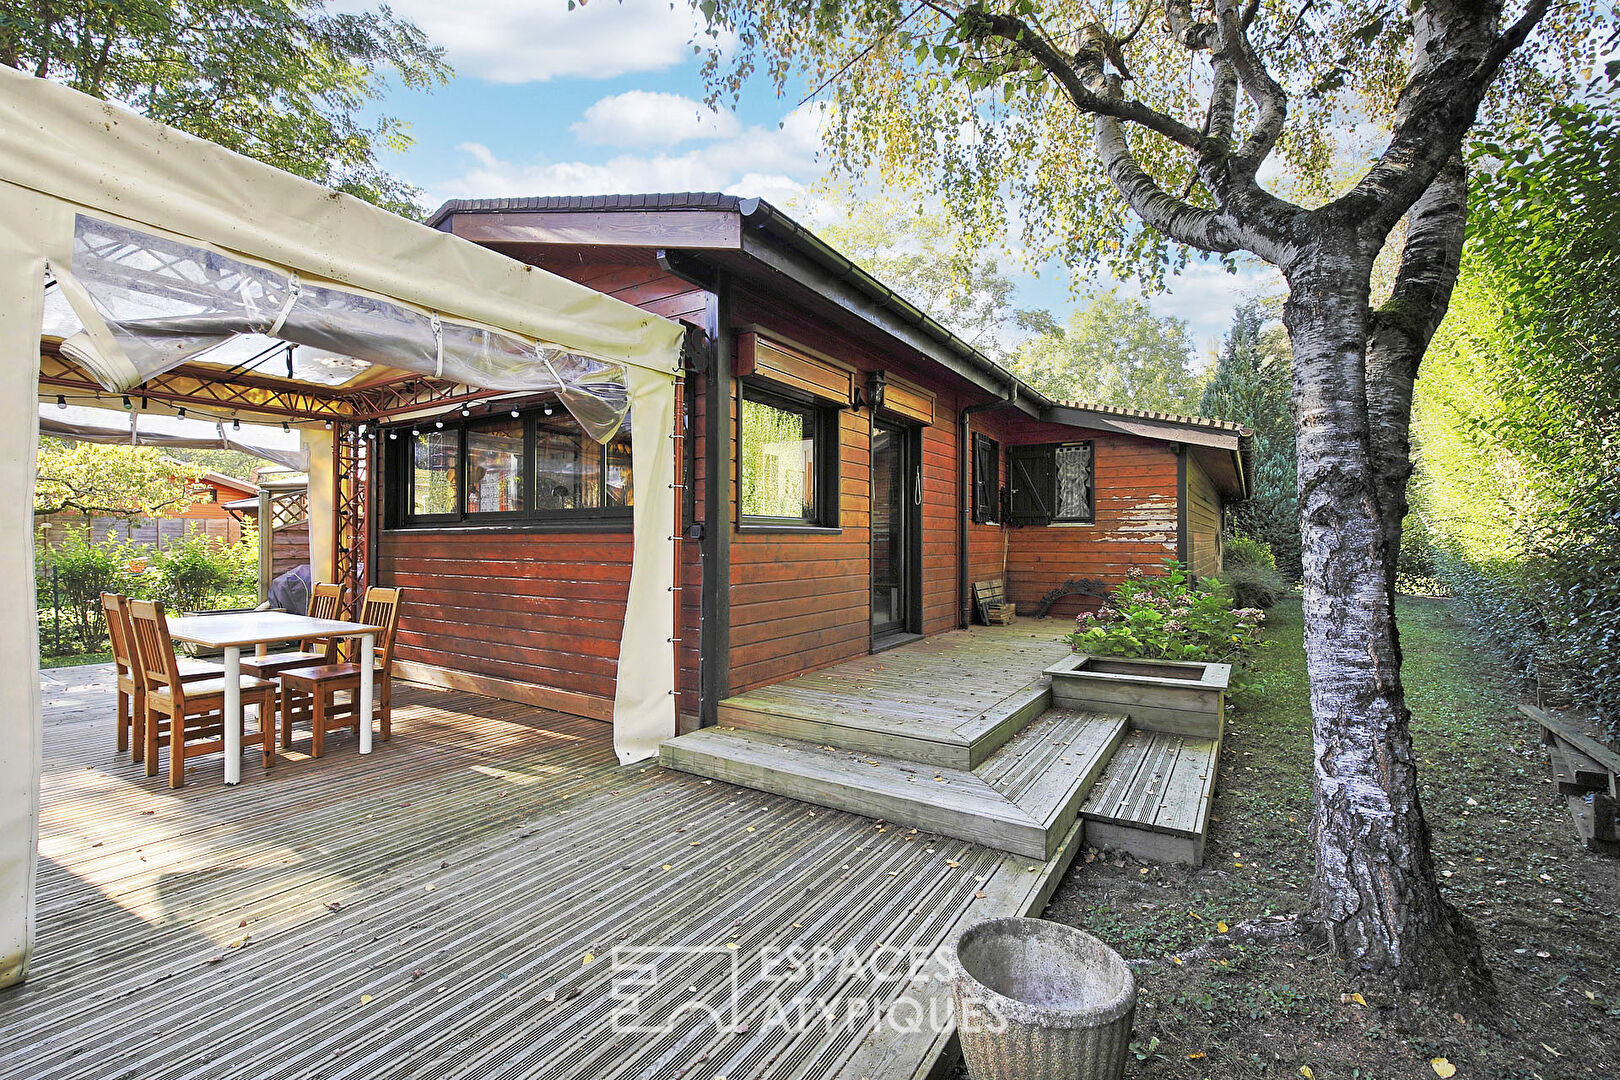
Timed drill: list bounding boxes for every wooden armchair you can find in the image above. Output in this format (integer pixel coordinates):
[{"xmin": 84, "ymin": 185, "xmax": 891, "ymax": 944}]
[
  {"xmin": 126, "ymin": 598, "xmax": 278, "ymax": 788},
  {"xmin": 279, "ymin": 587, "xmax": 404, "ymax": 758},
  {"xmin": 101, "ymin": 592, "xmax": 221, "ymax": 763},
  {"xmin": 240, "ymin": 582, "xmax": 344, "ymax": 680}
]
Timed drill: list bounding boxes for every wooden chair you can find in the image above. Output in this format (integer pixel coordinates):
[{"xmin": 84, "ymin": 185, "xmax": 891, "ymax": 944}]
[
  {"xmin": 239, "ymin": 582, "xmax": 344, "ymax": 680},
  {"xmin": 278, "ymin": 588, "xmax": 404, "ymax": 758},
  {"xmin": 126, "ymin": 598, "xmax": 278, "ymax": 788},
  {"xmin": 101, "ymin": 593, "xmax": 221, "ymax": 763}
]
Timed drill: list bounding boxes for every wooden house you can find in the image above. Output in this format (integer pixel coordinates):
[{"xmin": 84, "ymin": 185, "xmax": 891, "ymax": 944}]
[{"xmin": 402, "ymin": 193, "xmax": 1253, "ymax": 730}]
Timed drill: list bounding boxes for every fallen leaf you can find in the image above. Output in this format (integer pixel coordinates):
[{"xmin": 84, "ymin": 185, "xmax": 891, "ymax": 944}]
[
  {"xmin": 1351, "ymin": 993, "xmax": 1367, "ymax": 1006},
  {"xmin": 1431, "ymin": 1058, "xmax": 1456, "ymax": 1078},
  {"xmin": 1188, "ymin": 1051, "xmax": 1206, "ymax": 1060},
  {"xmin": 1216, "ymin": 921, "xmax": 1229, "ymax": 934},
  {"xmin": 662, "ymin": 864, "xmax": 674, "ymax": 871},
  {"xmin": 582, "ymin": 952, "xmax": 596, "ymax": 966},
  {"xmin": 359, "ymin": 994, "xmax": 373, "ymax": 1005},
  {"xmin": 1300, "ymin": 1066, "xmax": 1314, "ymax": 1079}
]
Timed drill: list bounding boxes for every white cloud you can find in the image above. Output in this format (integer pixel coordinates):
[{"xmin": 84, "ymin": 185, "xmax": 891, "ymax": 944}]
[
  {"xmin": 573, "ymin": 91, "xmax": 740, "ymax": 148},
  {"xmin": 429, "ymin": 105, "xmax": 827, "ymax": 208},
  {"xmin": 1130, "ymin": 259, "xmax": 1283, "ymax": 357},
  {"xmin": 357, "ymin": 0, "xmax": 713, "ymax": 84}
]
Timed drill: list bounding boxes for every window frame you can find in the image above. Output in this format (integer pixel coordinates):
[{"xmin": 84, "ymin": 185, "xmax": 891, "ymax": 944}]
[
  {"xmin": 385, "ymin": 404, "xmax": 634, "ymax": 532},
  {"xmin": 737, "ymin": 378, "xmax": 841, "ymax": 532},
  {"xmin": 1050, "ymin": 441, "xmax": 1096, "ymax": 524},
  {"xmin": 972, "ymin": 432, "xmax": 1000, "ymax": 525}
]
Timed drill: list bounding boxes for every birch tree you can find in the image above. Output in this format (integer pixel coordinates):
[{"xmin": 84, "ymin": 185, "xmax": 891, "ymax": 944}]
[{"xmin": 688, "ymin": 0, "xmax": 1607, "ymax": 991}]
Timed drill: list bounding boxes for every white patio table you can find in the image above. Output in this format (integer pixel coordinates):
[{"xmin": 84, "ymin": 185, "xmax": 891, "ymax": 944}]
[{"xmin": 165, "ymin": 611, "xmax": 386, "ymax": 784}]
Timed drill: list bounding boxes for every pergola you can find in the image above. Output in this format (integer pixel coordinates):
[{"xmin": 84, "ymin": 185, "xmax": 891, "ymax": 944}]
[{"xmin": 0, "ymin": 68, "xmax": 686, "ymax": 988}]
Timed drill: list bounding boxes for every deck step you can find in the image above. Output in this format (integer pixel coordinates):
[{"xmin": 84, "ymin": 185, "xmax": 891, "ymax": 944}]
[
  {"xmin": 1080, "ymin": 728, "xmax": 1221, "ymax": 866},
  {"xmin": 661, "ymin": 709, "xmax": 1128, "ymax": 860},
  {"xmin": 717, "ymin": 677, "xmax": 1053, "ymax": 770}
]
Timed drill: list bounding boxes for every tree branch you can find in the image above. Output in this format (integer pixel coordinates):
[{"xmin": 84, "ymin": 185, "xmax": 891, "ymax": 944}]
[
  {"xmin": 1365, "ymin": 154, "xmax": 1468, "ymax": 576},
  {"xmin": 1335, "ymin": 0, "xmax": 1551, "ymax": 240}
]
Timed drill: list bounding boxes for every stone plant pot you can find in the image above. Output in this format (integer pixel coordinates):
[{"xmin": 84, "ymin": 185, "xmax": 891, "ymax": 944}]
[{"xmin": 951, "ymin": 917, "xmax": 1136, "ymax": 1080}]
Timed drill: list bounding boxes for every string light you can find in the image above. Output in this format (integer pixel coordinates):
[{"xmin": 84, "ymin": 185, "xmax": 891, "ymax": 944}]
[
  {"xmin": 410, "ymin": 427, "xmax": 420, "ymax": 436},
  {"xmin": 177, "ymin": 407, "xmax": 186, "ymax": 418},
  {"xmin": 232, "ymin": 418, "xmax": 241, "ymax": 431},
  {"xmin": 510, "ymin": 408, "xmax": 520, "ymax": 418},
  {"xmin": 434, "ymin": 419, "xmax": 444, "ymax": 429},
  {"xmin": 460, "ymin": 405, "xmax": 471, "ymax": 418},
  {"xmin": 282, "ymin": 422, "xmax": 290, "ymax": 432},
  {"xmin": 388, "ymin": 430, "xmax": 397, "ymax": 440},
  {"xmin": 56, "ymin": 394, "xmax": 66, "ymax": 410},
  {"xmin": 543, "ymin": 404, "xmax": 554, "ymax": 416},
  {"xmin": 122, "ymin": 395, "xmax": 132, "ymax": 410}
]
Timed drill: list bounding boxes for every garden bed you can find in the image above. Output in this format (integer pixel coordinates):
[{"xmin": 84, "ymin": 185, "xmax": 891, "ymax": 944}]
[{"xmin": 1046, "ymin": 654, "xmax": 1230, "ymax": 739}]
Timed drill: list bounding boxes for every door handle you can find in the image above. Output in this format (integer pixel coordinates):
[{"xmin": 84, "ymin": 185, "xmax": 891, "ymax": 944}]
[{"xmin": 915, "ymin": 466, "xmax": 922, "ymax": 505}]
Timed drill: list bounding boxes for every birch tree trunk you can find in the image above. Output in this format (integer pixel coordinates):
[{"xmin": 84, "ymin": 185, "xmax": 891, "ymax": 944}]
[{"xmin": 1284, "ymin": 231, "xmax": 1487, "ymax": 990}]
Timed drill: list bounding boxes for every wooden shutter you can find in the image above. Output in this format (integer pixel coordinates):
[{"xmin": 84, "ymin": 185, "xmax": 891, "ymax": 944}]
[
  {"xmin": 1008, "ymin": 445, "xmax": 1054, "ymax": 526},
  {"xmin": 972, "ymin": 433, "xmax": 999, "ymax": 524}
]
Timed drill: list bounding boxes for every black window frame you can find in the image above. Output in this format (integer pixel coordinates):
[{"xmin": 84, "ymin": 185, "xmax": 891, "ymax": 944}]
[
  {"xmin": 737, "ymin": 378, "xmax": 841, "ymax": 531},
  {"xmin": 972, "ymin": 432, "xmax": 1000, "ymax": 525},
  {"xmin": 384, "ymin": 403, "xmax": 634, "ymax": 532},
  {"xmin": 1007, "ymin": 440, "xmax": 1095, "ymax": 526}
]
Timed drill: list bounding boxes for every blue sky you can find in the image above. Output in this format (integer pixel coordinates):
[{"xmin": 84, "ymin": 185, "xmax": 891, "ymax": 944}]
[{"xmin": 359, "ymin": 0, "xmax": 1279, "ymax": 355}]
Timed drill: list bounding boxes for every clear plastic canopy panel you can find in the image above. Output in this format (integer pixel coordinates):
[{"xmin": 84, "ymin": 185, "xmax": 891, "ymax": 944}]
[{"xmin": 59, "ymin": 216, "xmax": 633, "ymax": 441}]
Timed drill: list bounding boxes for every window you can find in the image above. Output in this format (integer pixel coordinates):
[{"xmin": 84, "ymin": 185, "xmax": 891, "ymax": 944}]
[
  {"xmin": 1007, "ymin": 441, "xmax": 1094, "ymax": 526},
  {"xmin": 972, "ymin": 433, "xmax": 1000, "ymax": 524},
  {"xmin": 1052, "ymin": 442, "xmax": 1095, "ymax": 522},
  {"xmin": 739, "ymin": 382, "xmax": 837, "ymax": 527},
  {"xmin": 465, "ymin": 417, "xmax": 525, "ymax": 515},
  {"xmin": 388, "ymin": 402, "xmax": 633, "ymax": 529}
]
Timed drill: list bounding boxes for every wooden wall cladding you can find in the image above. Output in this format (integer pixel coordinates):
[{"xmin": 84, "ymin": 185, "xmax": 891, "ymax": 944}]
[
  {"xmin": 968, "ymin": 414, "xmax": 1181, "ymax": 619},
  {"xmin": 1184, "ymin": 455, "xmax": 1223, "ymax": 577},
  {"xmin": 735, "ymin": 332, "xmax": 855, "ymax": 406}
]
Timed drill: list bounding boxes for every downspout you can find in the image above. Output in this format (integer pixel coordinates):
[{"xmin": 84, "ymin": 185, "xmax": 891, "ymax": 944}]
[{"xmin": 958, "ymin": 387, "xmax": 1015, "ymax": 629}]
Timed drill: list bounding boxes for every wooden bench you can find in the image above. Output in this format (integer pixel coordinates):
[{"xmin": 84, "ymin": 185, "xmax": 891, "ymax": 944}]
[
  {"xmin": 1520, "ymin": 704, "xmax": 1619, "ymax": 853},
  {"xmin": 973, "ymin": 579, "xmax": 1016, "ymax": 625}
]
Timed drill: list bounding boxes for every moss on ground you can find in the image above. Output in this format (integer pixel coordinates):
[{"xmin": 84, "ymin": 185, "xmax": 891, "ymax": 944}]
[{"xmin": 1037, "ymin": 598, "xmax": 1620, "ymax": 1080}]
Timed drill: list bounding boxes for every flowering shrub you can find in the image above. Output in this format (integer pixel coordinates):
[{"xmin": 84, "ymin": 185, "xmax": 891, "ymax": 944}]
[{"xmin": 1065, "ymin": 560, "xmax": 1266, "ymax": 665}]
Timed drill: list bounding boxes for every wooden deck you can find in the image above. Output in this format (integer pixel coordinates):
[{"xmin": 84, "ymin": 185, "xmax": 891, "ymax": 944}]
[
  {"xmin": 717, "ymin": 621, "xmax": 1077, "ymax": 768},
  {"xmin": 4, "ymin": 663, "xmax": 1083, "ymax": 1080}
]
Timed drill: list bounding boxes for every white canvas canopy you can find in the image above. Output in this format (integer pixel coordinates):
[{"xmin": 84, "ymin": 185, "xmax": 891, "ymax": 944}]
[{"xmin": 0, "ymin": 67, "xmax": 685, "ymax": 987}]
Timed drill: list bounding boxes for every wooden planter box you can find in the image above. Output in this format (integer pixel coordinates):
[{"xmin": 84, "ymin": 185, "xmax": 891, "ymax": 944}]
[{"xmin": 1043, "ymin": 655, "xmax": 1230, "ymax": 738}]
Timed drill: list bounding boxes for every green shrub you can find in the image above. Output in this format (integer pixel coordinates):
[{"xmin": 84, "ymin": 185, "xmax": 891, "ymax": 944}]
[
  {"xmin": 147, "ymin": 527, "xmax": 258, "ymax": 613},
  {"xmin": 1224, "ymin": 534, "xmax": 1277, "ymax": 571},
  {"xmin": 1221, "ymin": 535, "xmax": 1290, "ymax": 609},
  {"xmin": 35, "ymin": 527, "xmax": 140, "ymax": 655},
  {"xmin": 1066, "ymin": 560, "xmax": 1266, "ymax": 667}
]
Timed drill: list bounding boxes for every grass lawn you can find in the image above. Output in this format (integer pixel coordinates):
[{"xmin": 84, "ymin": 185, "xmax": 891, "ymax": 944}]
[
  {"xmin": 1041, "ymin": 597, "xmax": 1620, "ymax": 1080},
  {"xmin": 40, "ymin": 651, "xmax": 111, "ymax": 670}
]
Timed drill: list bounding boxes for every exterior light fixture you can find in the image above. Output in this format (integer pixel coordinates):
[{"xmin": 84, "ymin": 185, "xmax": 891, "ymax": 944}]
[
  {"xmin": 122, "ymin": 395, "xmax": 132, "ymax": 410},
  {"xmin": 410, "ymin": 427, "xmax": 420, "ymax": 436},
  {"xmin": 177, "ymin": 407, "xmax": 186, "ymax": 418},
  {"xmin": 232, "ymin": 418, "xmax": 241, "ymax": 431},
  {"xmin": 859, "ymin": 370, "xmax": 888, "ymax": 412},
  {"xmin": 388, "ymin": 430, "xmax": 397, "ymax": 440},
  {"xmin": 56, "ymin": 394, "xmax": 66, "ymax": 410},
  {"xmin": 434, "ymin": 419, "xmax": 444, "ymax": 429},
  {"xmin": 460, "ymin": 405, "xmax": 471, "ymax": 418},
  {"xmin": 543, "ymin": 404, "xmax": 554, "ymax": 416},
  {"xmin": 510, "ymin": 408, "xmax": 520, "ymax": 418}
]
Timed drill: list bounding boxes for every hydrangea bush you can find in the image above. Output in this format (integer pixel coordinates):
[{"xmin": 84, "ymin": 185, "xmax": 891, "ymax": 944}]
[{"xmin": 1065, "ymin": 560, "xmax": 1265, "ymax": 666}]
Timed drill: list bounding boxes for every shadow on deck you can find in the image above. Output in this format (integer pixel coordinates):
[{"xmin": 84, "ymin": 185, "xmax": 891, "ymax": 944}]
[{"xmin": 6, "ymin": 666, "xmax": 1080, "ymax": 1080}]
